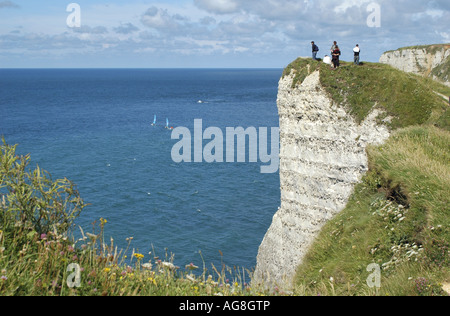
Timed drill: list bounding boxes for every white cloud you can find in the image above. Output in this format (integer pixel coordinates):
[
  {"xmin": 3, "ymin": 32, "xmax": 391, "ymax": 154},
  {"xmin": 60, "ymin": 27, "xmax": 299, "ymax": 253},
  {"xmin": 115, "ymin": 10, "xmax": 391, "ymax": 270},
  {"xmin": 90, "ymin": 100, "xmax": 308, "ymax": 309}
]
[
  {"xmin": 114, "ymin": 23, "xmax": 139, "ymax": 34},
  {"xmin": 72, "ymin": 25, "xmax": 108, "ymax": 35},
  {"xmin": 141, "ymin": 6, "xmax": 187, "ymax": 33},
  {"xmin": 0, "ymin": 0, "xmax": 449, "ymax": 67},
  {"xmin": 334, "ymin": 0, "xmax": 371, "ymax": 13},
  {"xmin": 438, "ymin": 31, "xmax": 450, "ymax": 42},
  {"xmin": 194, "ymin": 0, "xmax": 239, "ymax": 14},
  {"xmin": 412, "ymin": 8, "xmax": 445, "ymax": 20}
]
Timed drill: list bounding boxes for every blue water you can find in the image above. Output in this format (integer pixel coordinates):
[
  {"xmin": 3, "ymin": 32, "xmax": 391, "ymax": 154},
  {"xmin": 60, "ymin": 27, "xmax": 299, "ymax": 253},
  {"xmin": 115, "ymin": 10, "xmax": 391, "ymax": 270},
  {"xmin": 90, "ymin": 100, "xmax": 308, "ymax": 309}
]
[{"xmin": 0, "ymin": 68, "xmax": 281, "ymax": 272}]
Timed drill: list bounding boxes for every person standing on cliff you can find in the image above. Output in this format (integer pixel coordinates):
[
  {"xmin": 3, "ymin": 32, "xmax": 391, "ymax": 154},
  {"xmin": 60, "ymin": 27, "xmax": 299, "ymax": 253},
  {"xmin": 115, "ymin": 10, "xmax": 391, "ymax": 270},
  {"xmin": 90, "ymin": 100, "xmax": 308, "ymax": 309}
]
[
  {"xmin": 330, "ymin": 41, "xmax": 338, "ymax": 53},
  {"xmin": 311, "ymin": 41, "xmax": 319, "ymax": 60},
  {"xmin": 353, "ymin": 44, "xmax": 361, "ymax": 65},
  {"xmin": 332, "ymin": 45, "xmax": 341, "ymax": 69}
]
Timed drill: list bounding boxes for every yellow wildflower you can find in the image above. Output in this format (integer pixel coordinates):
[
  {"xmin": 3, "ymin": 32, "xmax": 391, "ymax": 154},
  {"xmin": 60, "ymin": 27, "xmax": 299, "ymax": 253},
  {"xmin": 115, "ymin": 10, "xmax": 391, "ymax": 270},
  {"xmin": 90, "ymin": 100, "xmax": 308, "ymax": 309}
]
[
  {"xmin": 147, "ymin": 277, "xmax": 157, "ymax": 286},
  {"xmin": 134, "ymin": 253, "xmax": 144, "ymax": 260}
]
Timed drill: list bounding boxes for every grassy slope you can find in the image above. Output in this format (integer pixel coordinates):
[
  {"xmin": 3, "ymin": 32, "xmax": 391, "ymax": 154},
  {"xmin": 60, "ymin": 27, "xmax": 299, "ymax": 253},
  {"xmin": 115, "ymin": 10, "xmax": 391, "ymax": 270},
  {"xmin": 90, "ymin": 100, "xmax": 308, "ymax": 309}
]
[
  {"xmin": 283, "ymin": 58, "xmax": 450, "ymax": 129},
  {"xmin": 284, "ymin": 58, "xmax": 449, "ymax": 296}
]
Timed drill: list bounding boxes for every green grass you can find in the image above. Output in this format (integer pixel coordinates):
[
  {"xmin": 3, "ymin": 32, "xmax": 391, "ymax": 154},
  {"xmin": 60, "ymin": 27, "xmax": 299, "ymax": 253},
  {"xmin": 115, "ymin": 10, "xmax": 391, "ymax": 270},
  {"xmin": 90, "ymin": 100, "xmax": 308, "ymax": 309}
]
[
  {"xmin": 0, "ymin": 219, "xmax": 271, "ymax": 296},
  {"xmin": 282, "ymin": 58, "xmax": 322, "ymax": 88},
  {"xmin": 283, "ymin": 58, "xmax": 450, "ymax": 129},
  {"xmin": 293, "ymin": 126, "xmax": 449, "ymax": 296}
]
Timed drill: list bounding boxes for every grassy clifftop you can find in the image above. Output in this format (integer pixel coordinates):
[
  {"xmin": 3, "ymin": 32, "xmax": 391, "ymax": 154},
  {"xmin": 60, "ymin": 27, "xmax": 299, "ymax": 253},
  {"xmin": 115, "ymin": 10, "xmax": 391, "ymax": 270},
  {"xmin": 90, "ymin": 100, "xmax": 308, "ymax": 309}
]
[
  {"xmin": 284, "ymin": 59, "xmax": 450, "ymax": 296},
  {"xmin": 283, "ymin": 58, "xmax": 450, "ymax": 130}
]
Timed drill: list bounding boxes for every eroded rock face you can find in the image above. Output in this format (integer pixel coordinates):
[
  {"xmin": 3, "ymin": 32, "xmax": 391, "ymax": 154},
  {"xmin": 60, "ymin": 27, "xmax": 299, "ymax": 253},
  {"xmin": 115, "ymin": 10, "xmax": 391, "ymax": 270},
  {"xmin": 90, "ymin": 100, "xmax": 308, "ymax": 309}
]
[
  {"xmin": 379, "ymin": 45, "xmax": 450, "ymax": 86},
  {"xmin": 253, "ymin": 70, "xmax": 390, "ymax": 289}
]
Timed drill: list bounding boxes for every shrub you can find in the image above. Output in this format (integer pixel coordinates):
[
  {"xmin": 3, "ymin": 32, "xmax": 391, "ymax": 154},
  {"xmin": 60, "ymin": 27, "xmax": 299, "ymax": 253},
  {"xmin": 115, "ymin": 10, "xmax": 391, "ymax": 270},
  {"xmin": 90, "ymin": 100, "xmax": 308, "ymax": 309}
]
[{"xmin": 0, "ymin": 138, "xmax": 86, "ymax": 253}]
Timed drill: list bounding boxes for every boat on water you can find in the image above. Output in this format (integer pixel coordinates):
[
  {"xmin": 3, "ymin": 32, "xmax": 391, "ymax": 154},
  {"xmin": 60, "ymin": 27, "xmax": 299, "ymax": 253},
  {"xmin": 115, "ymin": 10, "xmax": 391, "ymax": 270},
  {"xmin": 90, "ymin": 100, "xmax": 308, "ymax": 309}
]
[
  {"xmin": 165, "ymin": 118, "xmax": 173, "ymax": 130},
  {"xmin": 150, "ymin": 115, "xmax": 173, "ymax": 130}
]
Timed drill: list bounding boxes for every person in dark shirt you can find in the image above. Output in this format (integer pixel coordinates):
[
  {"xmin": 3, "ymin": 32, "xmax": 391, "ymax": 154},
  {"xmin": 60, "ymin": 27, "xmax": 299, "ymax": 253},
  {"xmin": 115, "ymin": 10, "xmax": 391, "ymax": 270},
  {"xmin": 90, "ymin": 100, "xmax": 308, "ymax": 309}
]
[
  {"xmin": 311, "ymin": 41, "xmax": 319, "ymax": 60},
  {"xmin": 332, "ymin": 45, "xmax": 341, "ymax": 69}
]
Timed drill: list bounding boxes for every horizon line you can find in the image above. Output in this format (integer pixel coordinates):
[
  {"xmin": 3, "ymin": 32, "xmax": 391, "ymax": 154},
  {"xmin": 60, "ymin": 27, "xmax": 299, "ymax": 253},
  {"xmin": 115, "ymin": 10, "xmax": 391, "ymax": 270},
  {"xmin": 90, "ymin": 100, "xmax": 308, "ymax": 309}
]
[{"xmin": 0, "ymin": 67, "xmax": 285, "ymax": 70}]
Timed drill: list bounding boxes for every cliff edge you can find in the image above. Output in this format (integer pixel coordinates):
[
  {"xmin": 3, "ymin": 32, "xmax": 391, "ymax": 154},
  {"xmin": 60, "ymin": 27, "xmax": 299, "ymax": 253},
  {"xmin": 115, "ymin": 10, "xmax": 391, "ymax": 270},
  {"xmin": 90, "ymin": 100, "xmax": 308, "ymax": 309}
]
[
  {"xmin": 253, "ymin": 63, "xmax": 390, "ymax": 288},
  {"xmin": 253, "ymin": 58, "xmax": 450, "ymax": 290}
]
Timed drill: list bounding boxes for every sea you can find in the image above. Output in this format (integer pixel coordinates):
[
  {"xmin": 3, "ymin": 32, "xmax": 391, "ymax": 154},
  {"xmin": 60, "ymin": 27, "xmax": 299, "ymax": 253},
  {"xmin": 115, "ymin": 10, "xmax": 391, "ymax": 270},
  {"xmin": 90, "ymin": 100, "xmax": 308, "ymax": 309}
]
[{"xmin": 0, "ymin": 68, "xmax": 282, "ymax": 273}]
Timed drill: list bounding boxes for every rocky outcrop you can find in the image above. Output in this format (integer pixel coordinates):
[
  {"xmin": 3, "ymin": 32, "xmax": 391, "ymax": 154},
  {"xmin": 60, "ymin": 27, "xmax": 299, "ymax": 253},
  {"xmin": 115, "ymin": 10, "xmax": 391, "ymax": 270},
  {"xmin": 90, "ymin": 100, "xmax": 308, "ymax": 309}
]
[
  {"xmin": 253, "ymin": 69, "xmax": 390, "ymax": 289},
  {"xmin": 379, "ymin": 44, "xmax": 450, "ymax": 86}
]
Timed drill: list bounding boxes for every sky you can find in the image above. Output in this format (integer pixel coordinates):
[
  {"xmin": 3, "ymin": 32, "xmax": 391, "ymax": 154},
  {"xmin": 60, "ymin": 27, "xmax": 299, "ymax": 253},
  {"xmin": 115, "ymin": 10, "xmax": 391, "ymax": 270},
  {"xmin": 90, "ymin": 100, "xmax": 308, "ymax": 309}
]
[{"xmin": 0, "ymin": 0, "xmax": 449, "ymax": 68}]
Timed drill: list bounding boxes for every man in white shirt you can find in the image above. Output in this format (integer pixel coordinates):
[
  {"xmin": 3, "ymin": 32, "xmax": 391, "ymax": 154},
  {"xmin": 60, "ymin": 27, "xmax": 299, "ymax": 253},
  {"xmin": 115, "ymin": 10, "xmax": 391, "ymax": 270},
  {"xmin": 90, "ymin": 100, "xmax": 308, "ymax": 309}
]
[{"xmin": 353, "ymin": 44, "xmax": 361, "ymax": 65}]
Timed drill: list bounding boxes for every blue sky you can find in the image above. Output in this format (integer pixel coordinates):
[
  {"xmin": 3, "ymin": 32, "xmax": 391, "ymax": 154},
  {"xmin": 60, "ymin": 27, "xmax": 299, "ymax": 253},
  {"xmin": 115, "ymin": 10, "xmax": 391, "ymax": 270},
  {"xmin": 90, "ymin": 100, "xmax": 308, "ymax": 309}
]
[{"xmin": 0, "ymin": 0, "xmax": 449, "ymax": 68}]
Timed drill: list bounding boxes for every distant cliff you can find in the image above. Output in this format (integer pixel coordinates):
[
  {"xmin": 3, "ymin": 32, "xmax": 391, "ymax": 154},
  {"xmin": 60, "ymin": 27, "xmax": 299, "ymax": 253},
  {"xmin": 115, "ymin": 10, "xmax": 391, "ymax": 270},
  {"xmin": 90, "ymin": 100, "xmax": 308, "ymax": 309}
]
[
  {"xmin": 253, "ymin": 57, "xmax": 450, "ymax": 290},
  {"xmin": 379, "ymin": 44, "xmax": 450, "ymax": 86}
]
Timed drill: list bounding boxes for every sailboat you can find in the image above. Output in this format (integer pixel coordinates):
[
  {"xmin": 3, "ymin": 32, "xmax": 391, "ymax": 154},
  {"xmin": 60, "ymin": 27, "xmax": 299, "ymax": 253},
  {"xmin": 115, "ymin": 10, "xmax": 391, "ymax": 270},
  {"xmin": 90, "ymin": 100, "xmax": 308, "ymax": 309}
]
[
  {"xmin": 151, "ymin": 115, "xmax": 156, "ymax": 126},
  {"xmin": 165, "ymin": 118, "xmax": 174, "ymax": 130}
]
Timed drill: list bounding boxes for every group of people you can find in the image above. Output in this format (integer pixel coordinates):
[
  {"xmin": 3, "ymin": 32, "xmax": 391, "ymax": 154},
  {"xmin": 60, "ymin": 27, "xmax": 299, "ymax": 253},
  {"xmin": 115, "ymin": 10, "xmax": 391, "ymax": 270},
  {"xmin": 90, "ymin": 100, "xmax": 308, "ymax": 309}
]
[{"xmin": 311, "ymin": 41, "xmax": 361, "ymax": 69}]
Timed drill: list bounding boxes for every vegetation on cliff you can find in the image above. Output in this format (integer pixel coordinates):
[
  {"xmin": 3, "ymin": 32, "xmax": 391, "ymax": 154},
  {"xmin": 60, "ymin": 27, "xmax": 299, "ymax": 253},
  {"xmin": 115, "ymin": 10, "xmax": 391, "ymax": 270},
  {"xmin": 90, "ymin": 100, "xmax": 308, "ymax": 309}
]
[
  {"xmin": 283, "ymin": 58, "xmax": 450, "ymax": 130},
  {"xmin": 285, "ymin": 58, "xmax": 449, "ymax": 296},
  {"xmin": 384, "ymin": 43, "xmax": 450, "ymax": 55},
  {"xmin": 294, "ymin": 126, "xmax": 449, "ymax": 296}
]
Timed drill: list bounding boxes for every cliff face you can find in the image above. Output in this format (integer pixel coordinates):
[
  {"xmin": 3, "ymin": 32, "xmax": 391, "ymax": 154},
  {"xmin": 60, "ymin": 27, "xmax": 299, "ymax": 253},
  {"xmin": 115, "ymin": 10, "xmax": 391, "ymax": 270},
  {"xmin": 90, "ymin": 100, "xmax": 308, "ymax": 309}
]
[
  {"xmin": 253, "ymin": 69, "xmax": 390, "ymax": 289},
  {"xmin": 379, "ymin": 44, "xmax": 450, "ymax": 86}
]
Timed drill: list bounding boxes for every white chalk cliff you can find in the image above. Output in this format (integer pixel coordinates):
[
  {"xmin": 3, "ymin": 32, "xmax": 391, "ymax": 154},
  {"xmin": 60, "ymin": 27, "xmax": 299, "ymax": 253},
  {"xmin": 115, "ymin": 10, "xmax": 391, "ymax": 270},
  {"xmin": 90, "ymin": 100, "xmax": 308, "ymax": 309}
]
[
  {"xmin": 379, "ymin": 44, "xmax": 450, "ymax": 86},
  {"xmin": 253, "ymin": 69, "xmax": 390, "ymax": 289}
]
